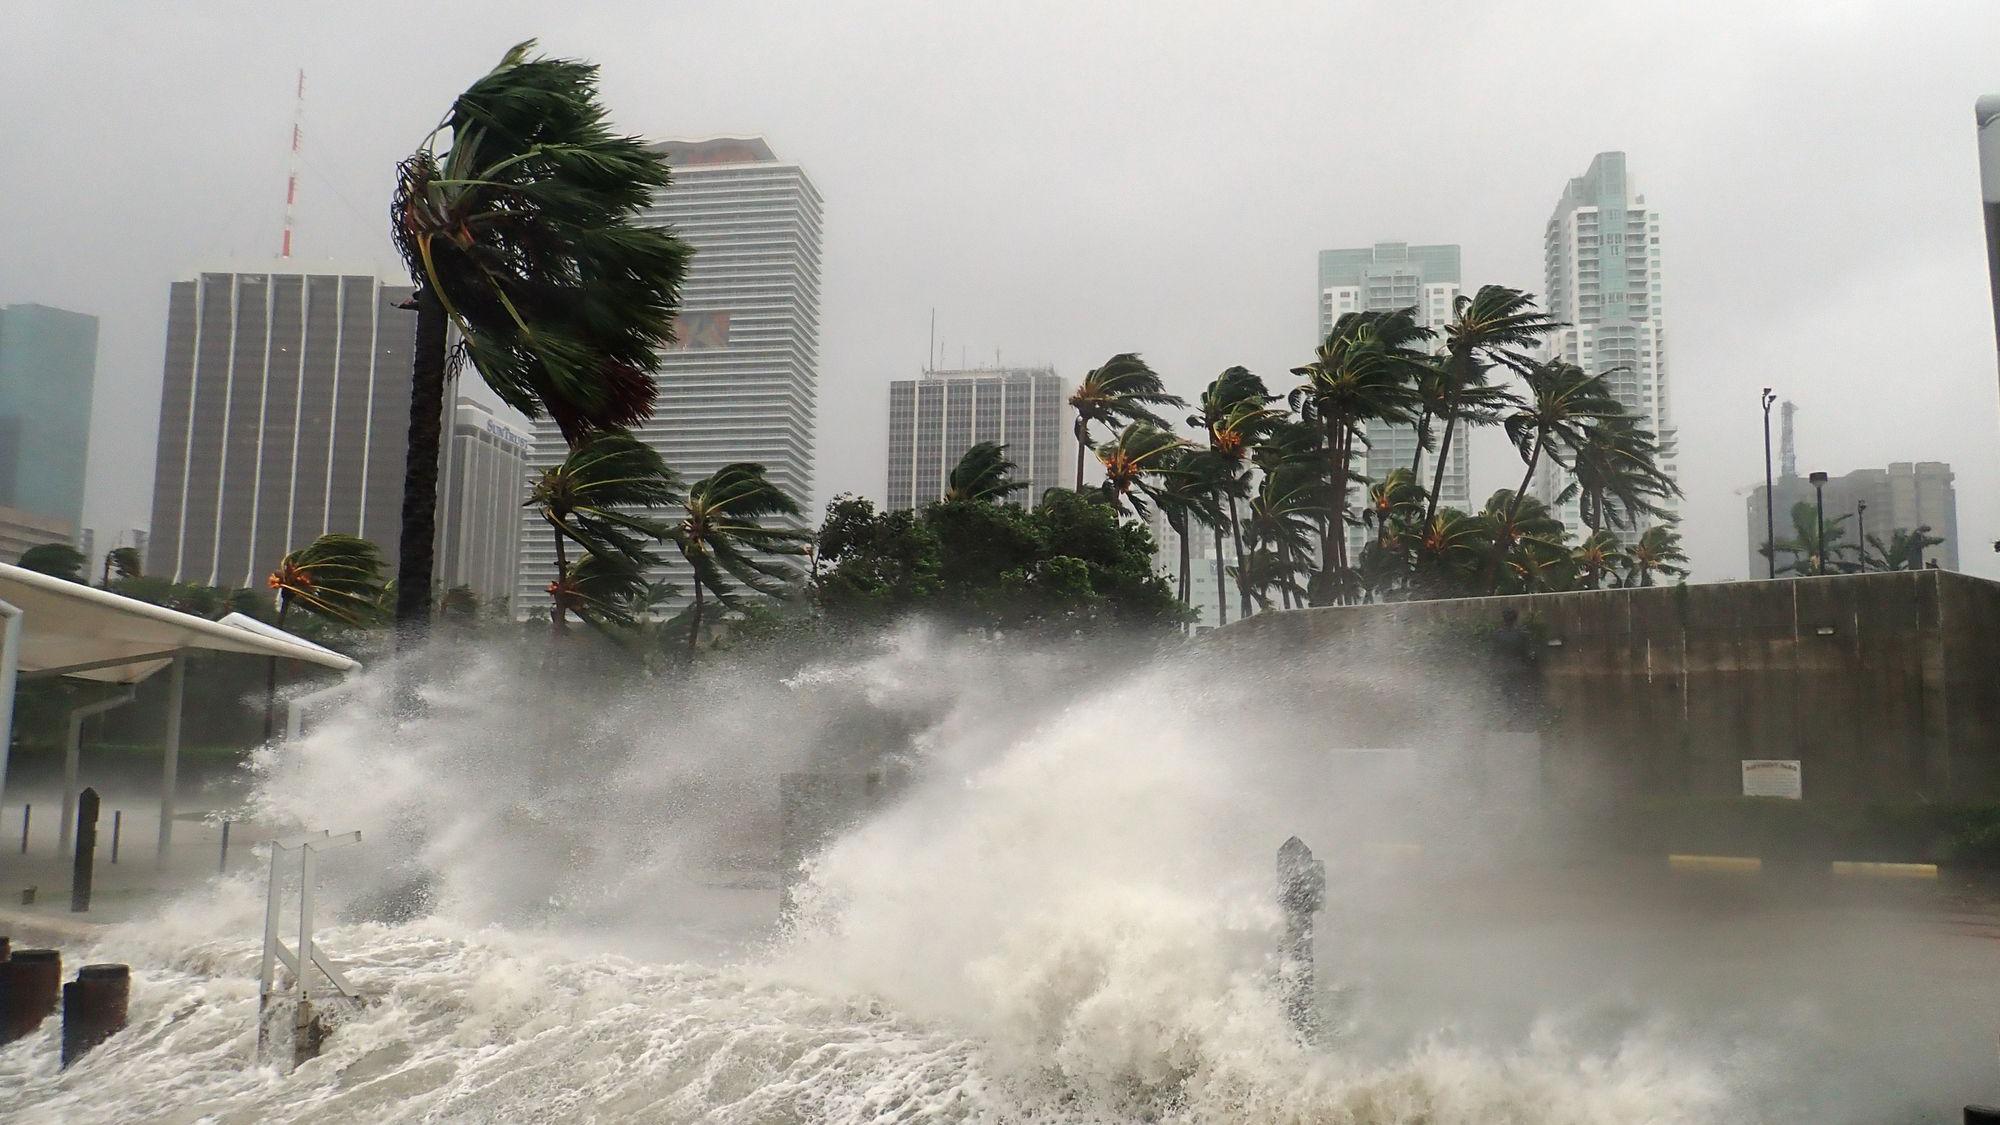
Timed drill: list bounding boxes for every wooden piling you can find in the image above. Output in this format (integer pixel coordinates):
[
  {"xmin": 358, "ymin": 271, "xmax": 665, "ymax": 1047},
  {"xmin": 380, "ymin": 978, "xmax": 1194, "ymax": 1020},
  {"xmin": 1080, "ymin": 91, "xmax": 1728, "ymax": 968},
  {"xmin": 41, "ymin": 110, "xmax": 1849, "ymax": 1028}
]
[
  {"xmin": 60, "ymin": 964, "xmax": 129, "ymax": 1067},
  {"xmin": 70, "ymin": 787, "xmax": 99, "ymax": 913},
  {"xmin": 0, "ymin": 949, "xmax": 60, "ymax": 1044}
]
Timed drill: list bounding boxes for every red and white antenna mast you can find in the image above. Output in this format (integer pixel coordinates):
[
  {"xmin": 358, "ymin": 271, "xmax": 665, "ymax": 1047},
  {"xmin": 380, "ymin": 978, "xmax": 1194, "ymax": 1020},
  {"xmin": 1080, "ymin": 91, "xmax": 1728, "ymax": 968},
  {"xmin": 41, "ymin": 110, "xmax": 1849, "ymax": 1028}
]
[{"xmin": 280, "ymin": 69, "xmax": 304, "ymax": 259}]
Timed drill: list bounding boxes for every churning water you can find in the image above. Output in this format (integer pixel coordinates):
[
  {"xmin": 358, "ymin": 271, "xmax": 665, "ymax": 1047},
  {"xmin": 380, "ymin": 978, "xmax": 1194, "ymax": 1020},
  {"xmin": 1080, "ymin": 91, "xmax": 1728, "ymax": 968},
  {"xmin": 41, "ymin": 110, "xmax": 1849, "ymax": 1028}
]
[{"xmin": 0, "ymin": 625, "xmax": 1879, "ymax": 1121}]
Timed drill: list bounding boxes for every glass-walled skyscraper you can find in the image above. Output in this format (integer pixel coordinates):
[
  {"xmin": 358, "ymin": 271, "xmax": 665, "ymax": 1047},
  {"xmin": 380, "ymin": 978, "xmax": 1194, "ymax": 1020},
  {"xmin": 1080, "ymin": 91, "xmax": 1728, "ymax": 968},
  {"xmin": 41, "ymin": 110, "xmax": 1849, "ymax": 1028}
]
[
  {"xmin": 1534, "ymin": 152, "xmax": 1679, "ymax": 537},
  {"xmin": 0, "ymin": 302, "xmax": 99, "ymax": 538}
]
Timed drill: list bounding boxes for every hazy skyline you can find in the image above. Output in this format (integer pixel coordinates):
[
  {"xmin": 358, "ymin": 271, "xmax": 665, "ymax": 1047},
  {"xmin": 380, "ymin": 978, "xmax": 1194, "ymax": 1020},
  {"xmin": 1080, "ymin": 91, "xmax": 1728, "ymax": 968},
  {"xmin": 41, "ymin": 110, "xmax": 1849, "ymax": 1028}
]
[{"xmin": 4, "ymin": 2, "xmax": 1998, "ymax": 579}]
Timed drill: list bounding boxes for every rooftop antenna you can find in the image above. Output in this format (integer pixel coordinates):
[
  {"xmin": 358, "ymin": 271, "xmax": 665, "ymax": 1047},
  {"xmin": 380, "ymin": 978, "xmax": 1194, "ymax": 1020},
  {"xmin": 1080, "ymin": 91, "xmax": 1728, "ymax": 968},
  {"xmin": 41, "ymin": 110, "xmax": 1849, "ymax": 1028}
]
[
  {"xmin": 1779, "ymin": 400, "xmax": 1798, "ymax": 479},
  {"xmin": 928, "ymin": 308, "xmax": 935, "ymax": 374},
  {"xmin": 280, "ymin": 69, "xmax": 304, "ymax": 259}
]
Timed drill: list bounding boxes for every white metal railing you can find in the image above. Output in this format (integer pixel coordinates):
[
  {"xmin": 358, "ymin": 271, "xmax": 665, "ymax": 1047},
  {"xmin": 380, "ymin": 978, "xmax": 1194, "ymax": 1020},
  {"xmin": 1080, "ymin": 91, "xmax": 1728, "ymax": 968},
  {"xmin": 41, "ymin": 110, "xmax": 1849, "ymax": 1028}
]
[{"xmin": 257, "ymin": 829, "xmax": 363, "ymax": 1067}]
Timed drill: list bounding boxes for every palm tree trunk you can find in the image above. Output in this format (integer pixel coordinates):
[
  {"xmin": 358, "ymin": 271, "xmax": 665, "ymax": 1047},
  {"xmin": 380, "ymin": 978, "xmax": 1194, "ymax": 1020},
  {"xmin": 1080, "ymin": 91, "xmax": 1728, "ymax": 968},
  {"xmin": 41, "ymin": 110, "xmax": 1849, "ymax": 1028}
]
[
  {"xmin": 1508, "ymin": 436, "xmax": 1544, "ymax": 526},
  {"xmin": 1179, "ymin": 524, "xmax": 1193, "ymax": 618},
  {"xmin": 1227, "ymin": 495, "xmax": 1248, "ymax": 620},
  {"xmin": 1210, "ymin": 503, "xmax": 1228, "ymax": 628},
  {"xmin": 1426, "ymin": 412, "xmax": 1458, "ymax": 523},
  {"xmin": 393, "ymin": 286, "xmax": 449, "ymax": 645},
  {"xmin": 687, "ymin": 578, "xmax": 705, "ymax": 654},
  {"xmin": 550, "ymin": 529, "xmax": 570, "ymax": 636},
  {"xmin": 1073, "ymin": 418, "xmax": 1088, "ymax": 492},
  {"xmin": 1409, "ymin": 410, "xmax": 1431, "ymax": 481}
]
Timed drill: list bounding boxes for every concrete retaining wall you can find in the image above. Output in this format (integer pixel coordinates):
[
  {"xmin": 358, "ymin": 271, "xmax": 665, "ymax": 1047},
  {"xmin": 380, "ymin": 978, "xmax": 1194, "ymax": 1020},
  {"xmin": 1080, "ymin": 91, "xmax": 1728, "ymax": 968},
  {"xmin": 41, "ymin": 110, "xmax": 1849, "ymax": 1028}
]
[{"xmin": 1217, "ymin": 571, "xmax": 2000, "ymax": 804}]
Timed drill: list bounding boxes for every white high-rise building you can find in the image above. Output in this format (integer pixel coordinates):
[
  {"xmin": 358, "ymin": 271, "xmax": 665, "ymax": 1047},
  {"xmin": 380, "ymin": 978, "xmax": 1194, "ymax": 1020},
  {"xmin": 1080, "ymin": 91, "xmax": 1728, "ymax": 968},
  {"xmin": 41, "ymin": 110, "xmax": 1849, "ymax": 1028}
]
[
  {"xmin": 437, "ymin": 398, "xmax": 528, "ymax": 609},
  {"xmin": 1534, "ymin": 152, "xmax": 1678, "ymax": 536},
  {"xmin": 1318, "ymin": 242, "xmax": 1464, "ymax": 559},
  {"xmin": 887, "ymin": 366, "xmax": 1066, "ymax": 510},
  {"xmin": 517, "ymin": 137, "xmax": 823, "ymax": 616}
]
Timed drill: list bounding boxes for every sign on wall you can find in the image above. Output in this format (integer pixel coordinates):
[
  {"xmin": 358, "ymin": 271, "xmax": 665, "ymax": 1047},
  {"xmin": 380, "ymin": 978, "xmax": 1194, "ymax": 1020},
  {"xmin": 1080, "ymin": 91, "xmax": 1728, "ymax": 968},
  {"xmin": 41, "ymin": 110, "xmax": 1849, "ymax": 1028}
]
[{"xmin": 1742, "ymin": 759, "xmax": 1803, "ymax": 800}]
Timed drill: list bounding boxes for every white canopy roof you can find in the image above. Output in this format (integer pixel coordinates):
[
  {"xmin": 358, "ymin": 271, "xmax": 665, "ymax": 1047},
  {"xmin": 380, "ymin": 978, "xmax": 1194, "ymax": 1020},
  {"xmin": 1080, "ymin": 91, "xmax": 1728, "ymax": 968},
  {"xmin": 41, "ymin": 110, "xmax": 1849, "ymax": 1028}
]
[{"xmin": 0, "ymin": 563, "xmax": 359, "ymax": 683}]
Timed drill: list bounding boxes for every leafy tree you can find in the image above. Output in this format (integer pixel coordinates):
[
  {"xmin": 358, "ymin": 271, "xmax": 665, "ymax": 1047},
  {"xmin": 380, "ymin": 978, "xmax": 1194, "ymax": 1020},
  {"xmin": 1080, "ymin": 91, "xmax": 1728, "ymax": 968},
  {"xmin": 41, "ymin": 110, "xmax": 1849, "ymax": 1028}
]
[
  {"xmin": 1067, "ymin": 354, "xmax": 1185, "ymax": 491},
  {"xmin": 390, "ymin": 40, "xmax": 691, "ymax": 633},
  {"xmin": 1864, "ymin": 526, "xmax": 1947, "ymax": 572},
  {"xmin": 1290, "ymin": 308, "xmax": 1428, "ymax": 602},
  {"xmin": 1627, "ymin": 523, "xmax": 1690, "ymax": 587},
  {"xmin": 16, "ymin": 543, "xmax": 84, "ymax": 582},
  {"xmin": 1356, "ymin": 468, "xmax": 1427, "ymax": 601},
  {"xmin": 815, "ymin": 496, "xmax": 942, "ymax": 618},
  {"xmin": 1191, "ymin": 366, "xmax": 1281, "ymax": 622},
  {"xmin": 943, "ymin": 441, "xmax": 1028, "ymax": 504},
  {"xmin": 1428, "ymin": 286, "xmax": 1560, "ymax": 521},
  {"xmin": 671, "ymin": 463, "xmax": 810, "ymax": 652},
  {"xmin": 1407, "ymin": 507, "xmax": 1491, "ymax": 600},
  {"xmin": 100, "ymin": 546, "xmax": 142, "ymax": 587},
  {"xmin": 527, "ymin": 429, "xmax": 682, "ymax": 634}
]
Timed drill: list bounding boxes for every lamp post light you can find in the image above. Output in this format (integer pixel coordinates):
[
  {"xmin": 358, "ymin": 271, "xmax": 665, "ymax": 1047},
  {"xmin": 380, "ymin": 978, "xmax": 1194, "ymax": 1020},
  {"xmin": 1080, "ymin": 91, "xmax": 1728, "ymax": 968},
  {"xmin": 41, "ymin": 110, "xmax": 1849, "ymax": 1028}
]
[
  {"xmin": 1809, "ymin": 471, "xmax": 1829, "ymax": 575},
  {"xmin": 1856, "ymin": 500, "xmax": 1868, "ymax": 572},
  {"xmin": 1761, "ymin": 388, "xmax": 1778, "ymax": 578}
]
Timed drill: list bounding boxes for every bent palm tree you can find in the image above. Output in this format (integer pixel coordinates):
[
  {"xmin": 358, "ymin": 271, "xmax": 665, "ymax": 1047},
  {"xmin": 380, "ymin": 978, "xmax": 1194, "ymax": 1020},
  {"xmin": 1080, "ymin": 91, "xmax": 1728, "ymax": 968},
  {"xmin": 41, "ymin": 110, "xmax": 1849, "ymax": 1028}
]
[
  {"xmin": 672, "ymin": 464, "xmax": 811, "ymax": 653},
  {"xmin": 1571, "ymin": 530, "xmax": 1629, "ymax": 590},
  {"xmin": 1429, "ymin": 286, "xmax": 1560, "ymax": 522},
  {"xmin": 1763, "ymin": 500, "xmax": 1855, "ymax": 576},
  {"xmin": 1068, "ymin": 354, "xmax": 1184, "ymax": 491},
  {"xmin": 1627, "ymin": 523, "xmax": 1690, "ymax": 587},
  {"xmin": 101, "ymin": 546, "xmax": 142, "ymax": 587},
  {"xmin": 264, "ymin": 534, "xmax": 385, "ymax": 737},
  {"xmin": 527, "ymin": 429, "xmax": 682, "ymax": 634},
  {"xmin": 1865, "ymin": 526, "xmax": 1947, "ymax": 572},
  {"xmin": 1561, "ymin": 413, "xmax": 1678, "ymax": 533},
  {"xmin": 943, "ymin": 441, "xmax": 1028, "ymax": 504},
  {"xmin": 1094, "ymin": 423, "xmax": 1187, "ymax": 518},
  {"xmin": 1240, "ymin": 464, "xmax": 1326, "ymax": 611},
  {"xmin": 1150, "ymin": 448, "xmax": 1227, "ymax": 612},
  {"xmin": 1192, "ymin": 366, "xmax": 1280, "ymax": 622},
  {"xmin": 391, "ymin": 40, "xmax": 692, "ymax": 634}
]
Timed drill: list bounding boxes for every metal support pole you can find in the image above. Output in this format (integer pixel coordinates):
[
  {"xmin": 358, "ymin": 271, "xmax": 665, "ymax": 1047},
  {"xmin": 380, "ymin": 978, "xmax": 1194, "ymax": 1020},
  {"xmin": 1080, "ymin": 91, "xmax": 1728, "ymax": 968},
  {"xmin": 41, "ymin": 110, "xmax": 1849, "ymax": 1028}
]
[
  {"xmin": 0, "ymin": 600, "xmax": 20, "ymax": 813},
  {"xmin": 1760, "ymin": 389, "xmax": 1776, "ymax": 579},
  {"xmin": 1857, "ymin": 501, "xmax": 1868, "ymax": 572},
  {"xmin": 158, "ymin": 654, "xmax": 184, "ymax": 864},
  {"xmin": 19, "ymin": 804, "xmax": 28, "ymax": 854},
  {"xmin": 59, "ymin": 689, "xmax": 135, "ymax": 853},
  {"xmin": 110, "ymin": 810, "xmax": 121, "ymax": 864}
]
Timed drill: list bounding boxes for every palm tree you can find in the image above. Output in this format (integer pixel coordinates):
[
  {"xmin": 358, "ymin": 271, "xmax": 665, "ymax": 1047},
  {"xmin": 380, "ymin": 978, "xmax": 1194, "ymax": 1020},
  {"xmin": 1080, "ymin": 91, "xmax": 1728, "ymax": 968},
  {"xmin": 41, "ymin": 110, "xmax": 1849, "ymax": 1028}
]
[
  {"xmin": 943, "ymin": 441, "xmax": 1028, "ymax": 504},
  {"xmin": 264, "ymin": 534, "xmax": 385, "ymax": 737},
  {"xmin": 1560, "ymin": 413, "xmax": 1678, "ymax": 533},
  {"xmin": 1480, "ymin": 491, "xmax": 1574, "ymax": 595},
  {"xmin": 1407, "ymin": 507, "xmax": 1490, "ymax": 600},
  {"xmin": 1407, "ymin": 351, "xmax": 1518, "ymax": 485},
  {"xmin": 1499, "ymin": 361, "xmax": 1620, "ymax": 529},
  {"xmin": 1239, "ymin": 464, "xmax": 1326, "ymax": 611},
  {"xmin": 1428, "ymin": 286, "xmax": 1561, "ymax": 522},
  {"xmin": 527, "ymin": 429, "xmax": 683, "ymax": 635},
  {"xmin": 1571, "ymin": 529, "xmax": 1629, "ymax": 590},
  {"xmin": 1068, "ymin": 354, "xmax": 1185, "ymax": 491},
  {"xmin": 1290, "ymin": 309, "xmax": 1429, "ymax": 602},
  {"xmin": 1191, "ymin": 366, "xmax": 1281, "ymax": 623},
  {"xmin": 1149, "ymin": 448, "xmax": 1227, "ymax": 613},
  {"xmin": 1093, "ymin": 422, "xmax": 1187, "ymax": 517},
  {"xmin": 100, "ymin": 546, "xmax": 142, "ymax": 587},
  {"xmin": 1864, "ymin": 526, "xmax": 1947, "ymax": 572},
  {"xmin": 671, "ymin": 464, "xmax": 811, "ymax": 653},
  {"xmin": 16, "ymin": 543, "xmax": 84, "ymax": 581},
  {"xmin": 390, "ymin": 40, "xmax": 692, "ymax": 635},
  {"xmin": 1627, "ymin": 523, "xmax": 1690, "ymax": 587},
  {"xmin": 1356, "ymin": 468, "xmax": 1428, "ymax": 601},
  {"xmin": 1763, "ymin": 500, "xmax": 1854, "ymax": 576}
]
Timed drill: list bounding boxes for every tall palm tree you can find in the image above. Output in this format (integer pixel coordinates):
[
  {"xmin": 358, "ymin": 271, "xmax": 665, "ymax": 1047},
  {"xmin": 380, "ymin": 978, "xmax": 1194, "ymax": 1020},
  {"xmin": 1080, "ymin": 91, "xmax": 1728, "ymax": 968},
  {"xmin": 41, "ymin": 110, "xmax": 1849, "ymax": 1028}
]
[
  {"xmin": 1149, "ymin": 448, "xmax": 1227, "ymax": 613},
  {"xmin": 1407, "ymin": 507, "xmax": 1490, "ymax": 600},
  {"xmin": 1093, "ymin": 423, "xmax": 1187, "ymax": 518},
  {"xmin": 1068, "ymin": 354, "xmax": 1185, "ymax": 491},
  {"xmin": 1627, "ymin": 523, "xmax": 1690, "ymax": 587},
  {"xmin": 1290, "ymin": 309, "xmax": 1428, "ymax": 602},
  {"xmin": 1428, "ymin": 286, "xmax": 1561, "ymax": 522},
  {"xmin": 527, "ymin": 429, "xmax": 682, "ymax": 634},
  {"xmin": 943, "ymin": 441, "xmax": 1028, "ymax": 504},
  {"xmin": 1239, "ymin": 464, "xmax": 1325, "ymax": 612},
  {"xmin": 1560, "ymin": 413, "xmax": 1678, "ymax": 533},
  {"xmin": 264, "ymin": 534, "xmax": 384, "ymax": 737},
  {"xmin": 1764, "ymin": 500, "xmax": 1855, "ymax": 576},
  {"xmin": 390, "ymin": 40, "xmax": 692, "ymax": 635},
  {"xmin": 1407, "ymin": 351, "xmax": 1518, "ymax": 485},
  {"xmin": 671, "ymin": 464, "xmax": 811, "ymax": 653},
  {"xmin": 1191, "ymin": 366, "xmax": 1281, "ymax": 622},
  {"xmin": 1500, "ymin": 361, "xmax": 1620, "ymax": 526},
  {"xmin": 1480, "ymin": 491, "xmax": 1574, "ymax": 595},
  {"xmin": 1355, "ymin": 468, "xmax": 1428, "ymax": 601}
]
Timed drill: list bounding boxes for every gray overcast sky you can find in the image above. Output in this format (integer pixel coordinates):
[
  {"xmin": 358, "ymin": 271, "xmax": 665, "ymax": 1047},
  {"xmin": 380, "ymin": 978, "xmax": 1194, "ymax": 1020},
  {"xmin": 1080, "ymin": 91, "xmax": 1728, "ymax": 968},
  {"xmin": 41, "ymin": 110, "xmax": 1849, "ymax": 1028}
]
[{"xmin": 4, "ymin": 1, "xmax": 1998, "ymax": 579}]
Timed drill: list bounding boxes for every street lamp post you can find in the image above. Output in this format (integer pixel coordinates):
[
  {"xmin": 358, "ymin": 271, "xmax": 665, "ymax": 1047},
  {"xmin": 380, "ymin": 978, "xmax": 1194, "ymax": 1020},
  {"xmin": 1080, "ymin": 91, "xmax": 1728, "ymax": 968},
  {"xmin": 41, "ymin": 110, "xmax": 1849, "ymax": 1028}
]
[
  {"xmin": 1761, "ymin": 388, "xmax": 1778, "ymax": 578},
  {"xmin": 1856, "ymin": 500, "xmax": 1868, "ymax": 572},
  {"xmin": 1809, "ymin": 471, "xmax": 1829, "ymax": 575}
]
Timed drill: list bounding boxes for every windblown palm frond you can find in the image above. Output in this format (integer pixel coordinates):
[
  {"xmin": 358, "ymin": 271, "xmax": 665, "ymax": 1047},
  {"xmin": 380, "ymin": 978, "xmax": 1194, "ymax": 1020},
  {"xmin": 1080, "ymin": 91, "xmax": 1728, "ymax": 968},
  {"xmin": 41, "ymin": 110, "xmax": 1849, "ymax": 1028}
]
[
  {"xmin": 1069, "ymin": 353, "xmax": 1187, "ymax": 490},
  {"xmin": 943, "ymin": 441, "xmax": 1029, "ymax": 504},
  {"xmin": 674, "ymin": 463, "xmax": 812, "ymax": 651},
  {"xmin": 1627, "ymin": 523, "xmax": 1690, "ymax": 587},
  {"xmin": 1094, "ymin": 423, "xmax": 1188, "ymax": 518},
  {"xmin": 267, "ymin": 534, "xmax": 386, "ymax": 626},
  {"xmin": 1426, "ymin": 285, "xmax": 1561, "ymax": 521}
]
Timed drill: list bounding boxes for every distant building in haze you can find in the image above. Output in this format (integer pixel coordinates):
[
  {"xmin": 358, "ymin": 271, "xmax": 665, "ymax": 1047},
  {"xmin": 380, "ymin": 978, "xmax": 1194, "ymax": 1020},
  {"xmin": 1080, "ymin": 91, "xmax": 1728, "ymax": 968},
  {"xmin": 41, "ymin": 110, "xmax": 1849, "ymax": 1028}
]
[
  {"xmin": 1, "ymin": 507, "xmax": 75, "ymax": 565},
  {"xmin": 518, "ymin": 136, "xmax": 823, "ymax": 616},
  {"xmin": 145, "ymin": 265, "xmax": 415, "ymax": 588},
  {"xmin": 0, "ymin": 302, "xmax": 99, "ymax": 541},
  {"xmin": 887, "ymin": 366, "xmax": 1067, "ymax": 510},
  {"xmin": 1149, "ymin": 505, "xmax": 1240, "ymax": 631},
  {"xmin": 1745, "ymin": 462, "xmax": 1959, "ymax": 575},
  {"xmin": 437, "ymin": 398, "xmax": 528, "ymax": 609},
  {"xmin": 1533, "ymin": 153, "xmax": 1678, "ymax": 539}
]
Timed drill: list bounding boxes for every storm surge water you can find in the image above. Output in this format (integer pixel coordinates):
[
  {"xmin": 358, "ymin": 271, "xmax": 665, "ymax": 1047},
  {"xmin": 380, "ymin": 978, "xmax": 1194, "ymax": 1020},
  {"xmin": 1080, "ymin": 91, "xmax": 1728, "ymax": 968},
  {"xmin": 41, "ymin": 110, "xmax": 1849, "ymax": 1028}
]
[{"xmin": 1, "ymin": 625, "xmax": 1752, "ymax": 1122}]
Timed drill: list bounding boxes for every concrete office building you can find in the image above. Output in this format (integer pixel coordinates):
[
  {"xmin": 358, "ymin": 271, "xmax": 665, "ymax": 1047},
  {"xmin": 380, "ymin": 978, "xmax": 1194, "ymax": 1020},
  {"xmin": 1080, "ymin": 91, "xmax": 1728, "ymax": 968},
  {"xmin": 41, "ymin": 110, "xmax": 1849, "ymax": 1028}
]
[
  {"xmin": 1, "ymin": 506, "xmax": 75, "ymax": 564},
  {"xmin": 437, "ymin": 398, "xmax": 529, "ymax": 608},
  {"xmin": 519, "ymin": 136, "xmax": 822, "ymax": 616},
  {"xmin": 145, "ymin": 265, "xmax": 415, "ymax": 588},
  {"xmin": 1746, "ymin": 462, "xmax": 1959, "ymax": 575},
  {"xmin": 887, "ymin": 366, "xmax": 1066, "ymax": 510},
  {"xmin": 0, "ymin": 303, "xmax": 99, "ymax": 539},
  {"xmin": 1534, "ymin": 153, "xmax": 1679, "ymax": 538}
]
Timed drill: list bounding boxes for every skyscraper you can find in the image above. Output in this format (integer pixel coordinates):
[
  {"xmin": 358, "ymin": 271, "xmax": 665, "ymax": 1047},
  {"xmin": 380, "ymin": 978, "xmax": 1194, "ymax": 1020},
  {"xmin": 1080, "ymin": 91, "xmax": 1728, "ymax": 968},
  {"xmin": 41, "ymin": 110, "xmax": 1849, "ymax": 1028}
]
[
  {"xmin": 0, "ymin": 302, "xmax": 99, "ymax": 538},
  {"xmin": 1318, "ymin": 242, "xmax": 1464, "ymax": 557},
  {"xmin": 145, "ymin": 266, "xmax": 415, "ymax": 588},
  {"xmin": 887, "ymin": 366, "xmax": 1066, "ymax": 510},
  {"xmin": 518, "ymin": 136, "xmax": 823, "ymax": 616},
  {"xmin": 1534, "ymin": 153, "xmax": 1678, "ymax": 536},
  {"xmin": 437, "ymin": 398, "xmax": 528, "ymax": 608}
]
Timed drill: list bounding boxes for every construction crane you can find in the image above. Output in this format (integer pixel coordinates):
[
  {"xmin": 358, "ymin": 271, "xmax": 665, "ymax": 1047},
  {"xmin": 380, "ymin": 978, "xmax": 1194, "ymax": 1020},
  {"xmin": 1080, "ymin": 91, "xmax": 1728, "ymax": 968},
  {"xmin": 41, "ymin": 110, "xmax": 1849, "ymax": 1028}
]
[{"xmin": 1779, "ymin": 400, "xmax": 1797, "ymax": 479}]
